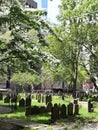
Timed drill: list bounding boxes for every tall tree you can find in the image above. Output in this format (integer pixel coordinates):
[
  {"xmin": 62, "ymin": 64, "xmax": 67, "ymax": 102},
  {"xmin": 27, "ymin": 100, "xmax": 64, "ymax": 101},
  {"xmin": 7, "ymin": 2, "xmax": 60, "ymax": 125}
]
[
  {"xmin": 47, "ymin": 0, "xmax": 98, "ymax": 96},
  {"xmin": 0, "ymin": 0, "xmax": 54, "ymax": 89}
]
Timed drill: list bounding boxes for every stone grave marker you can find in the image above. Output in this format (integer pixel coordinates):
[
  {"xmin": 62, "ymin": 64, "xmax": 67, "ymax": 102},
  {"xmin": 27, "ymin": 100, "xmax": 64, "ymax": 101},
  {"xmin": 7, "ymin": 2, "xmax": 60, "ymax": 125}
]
[
  {"xmin": 39, "ymin": 106, "xmax": 47, "ymax": 113},
  {"xmin": 4, "ymin": 94, "xmax": 10, "ymax": 103},
  {"xmin": 25, "ymin": 107, "xmax": 32, "ymax": 116},
  {"xmin": 67, "ymin": 102, "xmax": 73, "ymax": 116},
  {"xmin": 31, "ymin": 106, "xmax": 39, "ymax": 115},
  {"xmin": 47, "ymin": 102, "xmax": 52, "ymax": 112},
  {"xmin": 88, "ymin": 100, "xmax": 94, "ymax": 112},
  {"xmin": 42, "ymin": 95, "xmax": 45, "ymax": 103},
  {"xmin": 38, "ymin": 94, "xmax": 41, "ymax": 103},
  {"xmin": 59, "ymin": 104, "xmax": 66, "ymax": 118},
  {"xmin": 51, "ymin": 103, "xmax": 59, "ymax": 121},
  {"xmin": 74, "ymin": 104, "xmax": 79, "ymax": 115},
  {"xmin": 26, "ymin": 96, "xmax": 31, "ymax": 107},
  {"xmin": 0, "ymin": 92, "xmax": 3, "ymax": 100},
  {"xmin": 46, "ymin": 95, "xmax": 52, "ymax": 105},
  {"xmin": 19, "ymin": 98, "xmax": 25, "ymax": 107}
]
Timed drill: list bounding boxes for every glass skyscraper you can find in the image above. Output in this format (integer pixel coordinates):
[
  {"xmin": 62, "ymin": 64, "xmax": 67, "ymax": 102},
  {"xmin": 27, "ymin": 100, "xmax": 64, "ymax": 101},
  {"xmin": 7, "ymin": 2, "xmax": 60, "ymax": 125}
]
[
  {"xmin": 35, "ymin": 0, "xmax": 48, "ymax": 9},
  {"xmin": 41, "ymin": 0, "xmax": 48, "ymax": 9}
]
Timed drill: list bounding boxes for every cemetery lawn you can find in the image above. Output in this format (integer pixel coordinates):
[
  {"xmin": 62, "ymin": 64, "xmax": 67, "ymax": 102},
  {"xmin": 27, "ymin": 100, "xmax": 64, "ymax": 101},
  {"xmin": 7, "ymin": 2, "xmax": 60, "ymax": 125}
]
[{"xmin": 0, "ymin": 94, "xmax": 98, "ymax": 125}]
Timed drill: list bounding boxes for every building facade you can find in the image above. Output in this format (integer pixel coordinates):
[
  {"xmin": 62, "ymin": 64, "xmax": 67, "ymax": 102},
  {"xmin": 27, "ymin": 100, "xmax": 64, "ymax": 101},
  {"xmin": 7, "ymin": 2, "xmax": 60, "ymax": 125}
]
[
  {"xmin": 35, "ymin": 0, "xmax": 48, "ymax": 9},
  {"xmin": 26, "ymin": 0, "xmax": 37, "ymax": 8},
  {"xmin": 34, "ymin": 0, "xmax": 60, "ymax": 23}
]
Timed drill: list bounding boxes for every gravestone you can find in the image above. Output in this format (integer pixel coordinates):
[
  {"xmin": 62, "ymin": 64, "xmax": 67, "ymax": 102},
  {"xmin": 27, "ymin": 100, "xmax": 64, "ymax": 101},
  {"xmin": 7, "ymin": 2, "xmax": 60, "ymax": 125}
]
[
  {"xmin": 74, "ymin": 104, "xmax": 79, "ymax": 115},
  {"xmin": 46, "ymin": 95, "xmax": 52, "ymax": 105},
  {"xmin": 38, "ymin": 94, "xmax": 41, "ymax": 103},
  {"xmin": 36, "ymin": 94, "xmax": 38, "ymax": 100},
  {"xmin": 47, "ymin": 102, "xmax": 52, "ymax": 112},
  {"xmin": 46, "ymin": 95, "xmax": 48, "ymax": 105},
  {"xmin": 31, "ymin": 106, "xmax": 39, "ymax": 115},
  {"xmin": 0, "ymin": 92, "xmax": 3, "ymax": 100},
  {"xmin": 67, "ymin": 103, "xmax": 73, "ymax": 116},
  {"xmin": 74, "ymin": 99, "xmax": 78, "ymax": 104},
  {"xmin": 19, "ymin": 98, "xmax": 25, "ymax": 107},
  {"xmin": 59, "ymin": 104, "xmax": 66, "ymax": 118},
  {"xmin": 42, "ymin": 95, "xmax": 45, "ymax": 103},
  {"xmin": 11, "ymin": 95, "xmax": 17, "ymax": 110},
  {"xmin": 39, "ymin": 106, "xmax": 46, "ymax": 113},
  {"xmin": 62, "ymin": 94, "xmax": 65, "ymax": 100},
  {"xmin": 4, "ymin": 94, "xmax": 10, "ymax": 103},
  {"xmin": 25, "ymin": 107, "xmax": 32, "ymax": 116},
  {"xmin": 51, "ymin": 103, "xmax": 59, "ymax": 121},
  {"xmin": 26, "ymin": 96, "xmax": 31, "ymax": 106},
  {"xmin": 11, "ymin": 95, "xmax": 17, "ymax": 103},
  {"xmin": 88, "ymin": 100, "xmax": 94, "ymax": 112}
]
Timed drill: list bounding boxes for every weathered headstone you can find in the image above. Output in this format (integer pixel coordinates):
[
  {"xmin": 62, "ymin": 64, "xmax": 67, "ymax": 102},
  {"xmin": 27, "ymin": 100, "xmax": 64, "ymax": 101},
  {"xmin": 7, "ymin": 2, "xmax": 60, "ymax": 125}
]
[
  {"xmin": 4, "ymin": 94, "xmax": 10, "ymax": 103},
  {"xmin": 74, "ymin": 99, "xmax": 78, "ymax": 104},
  {"xmin": 26, "ymin": 96, "xmax": 31, "ymax": 107},
  {"xmin": 67, "ymin": 103, "xmax": 73, "ymax": 116},
  {"xmin": 19, "ymin": 98, "xmax": 25, "ymax": 107},
  {"xmin": 31, "ymin": 106, "xmax": 39, "ymax": 115},
  {"xmin": 51, "ymin": 103, "xmax": 59, "ymax": 121},
  {"xmin": 74, "ymin": 104, "xmax": 79, "ymax": 115},
  {"xmin": 42, "ymin": 95, "xmax": 45, "ymax": 103},
  {"xmin": 47, "ymin": 102, "xmax": 52, "ymax": 112},
  {"xmin": 25, "ymin": 107, "xmax": 32, "ymax": 116},
  {"xmin": 62, "ymin": 94, "xmax": 65, "ymax": 100},
  {"xmin": 59, "ymin": 104, "xmax": 66, "ymax": 118},
  {"xmin": 11, "ymin": 95, "xmax": 17, "ymax": 110},
  {"xmin": 46, "ymin": 95, "xmax": 52, "ymax": 105},
  {"xmin": 38, "ymin": 94, "xmax": 41, "ymax": 103},
  {"xmin": 0, "ymin": 92, "xmax": 3, "ymax": 100},
  {"xmin": 88, "ymin": 100, "xmax": 94, "ymax": 112},
  {"xmin": 36, "ymin": 94, "xmax": 38, "ymax": 100},
  {"xmin": 39, "ymin": 106, "xmax": 46, "ymax": 113}
]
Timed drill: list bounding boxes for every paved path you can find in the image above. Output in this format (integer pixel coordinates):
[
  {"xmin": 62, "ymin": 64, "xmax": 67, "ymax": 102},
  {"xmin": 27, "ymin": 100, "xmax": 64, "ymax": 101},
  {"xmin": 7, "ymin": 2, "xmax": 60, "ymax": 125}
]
[{"xmin": 0, "ymin": 106, "xmax": 12, "ymax": 114}]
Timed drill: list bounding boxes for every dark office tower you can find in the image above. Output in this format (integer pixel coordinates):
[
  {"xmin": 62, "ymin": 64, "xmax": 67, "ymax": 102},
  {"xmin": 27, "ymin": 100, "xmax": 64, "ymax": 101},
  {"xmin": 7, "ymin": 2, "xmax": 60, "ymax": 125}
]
[{"xmin": 26, "ymin": 0, "xmax": 37, "ymax": 8}]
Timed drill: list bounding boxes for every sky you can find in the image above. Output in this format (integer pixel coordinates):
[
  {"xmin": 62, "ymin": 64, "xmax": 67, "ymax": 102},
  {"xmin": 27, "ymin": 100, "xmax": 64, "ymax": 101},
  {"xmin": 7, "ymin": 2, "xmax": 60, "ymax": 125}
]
[
  {"xmin": 34, "ymin": 0, "xmax": 61, "ymax": 23},
  {"xmin": 48, "ymin": 0, "xmax": 60, "ymax": 23}
]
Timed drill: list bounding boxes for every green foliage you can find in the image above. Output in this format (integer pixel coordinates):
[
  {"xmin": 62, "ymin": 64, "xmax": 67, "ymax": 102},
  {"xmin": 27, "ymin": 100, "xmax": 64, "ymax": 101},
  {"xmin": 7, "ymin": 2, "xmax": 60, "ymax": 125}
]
[
  {"xmin": 0, "ymin": 0, "xmax": 54, "ymax": 75},
  {"xmin": 46, "ymin": 0, "xmax": 98, "ymax": 91},
  {"xmin": 12, "ymin": 72, "xmax": 41, "ymax": 86}
]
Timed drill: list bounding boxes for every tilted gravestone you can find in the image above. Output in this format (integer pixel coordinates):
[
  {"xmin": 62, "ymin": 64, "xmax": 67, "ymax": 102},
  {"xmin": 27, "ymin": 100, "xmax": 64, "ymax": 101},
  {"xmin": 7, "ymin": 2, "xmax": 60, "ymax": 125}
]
[
  {"xmin": 59, "ymin": 104, "xmax": 66, "ymax": 118},
  {"xmin": 74, "ymin": 104, "xmax": 79, "ymax": 115},
  {"xmin": 26, "ymin": 96, "xmax": 31, "ymax": 107},
  {"xmin": 51, "ymin": 103, "xmax": 59, "ymax": 121},
  {"xmin": 47, "ymin": 102, "xmax": 52, "ymax": 112},
  {"xmin": 0, "ymin": 92, "xmax": 3, "ymax": 100},
  {"xmin": 46, "ymin": 95, "xmax": 52, "ymax": 105},
  {"xmin": 62, "ymin": 94, "xmax": 65, "ymax": 100},
  {"xmin": 11, "ymin": 95, "xmax": 17, "ymax": 103},
  {"xmin": 37, "ymin": 94, "xmax": 41, "ymax": 103},
  {"xmin": 74, "ymin": 99, "xmax": 78, "ymax": 105},
  {"xmin": 36, "ymin": 94, "xmax": 38, "ymax": 100},
  {"xmin": 25, "ymin": 107, "xmax": 32, "ymax": 116},
  {"xmin": 11, "ymin": 95, "xmax": 17, "ymax": 110},
  {"xmin": 19, "ymin": 98, "xmax": 25, "ymax": 107},
  {"xmin": 4, "ymin": 94, "xmax": 10, "ymax": 103},
  {"xmin": 88, "ymin": 100, "xmax": 94, "ymax": 112},
  {"xmin": 31, "ymin": 106, "xmax": 40, "ymax": 115},
  {"xmin": 67, "ymin": 102, "xmax": 73, "ymax": 116},
  {"xmin": 42, "ymin": 95, "xmax": 45, "ymax": 103},
  {"xmin": 39, "ymin": 106, "xmax": 47, "ymax": 113}
]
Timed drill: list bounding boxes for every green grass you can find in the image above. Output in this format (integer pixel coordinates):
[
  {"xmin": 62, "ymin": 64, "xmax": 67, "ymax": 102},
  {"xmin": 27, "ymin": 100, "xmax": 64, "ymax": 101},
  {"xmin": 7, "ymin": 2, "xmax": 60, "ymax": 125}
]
[{"xmin": 0, "ymin": 94, "xmax": 98, "ymax": 125}]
